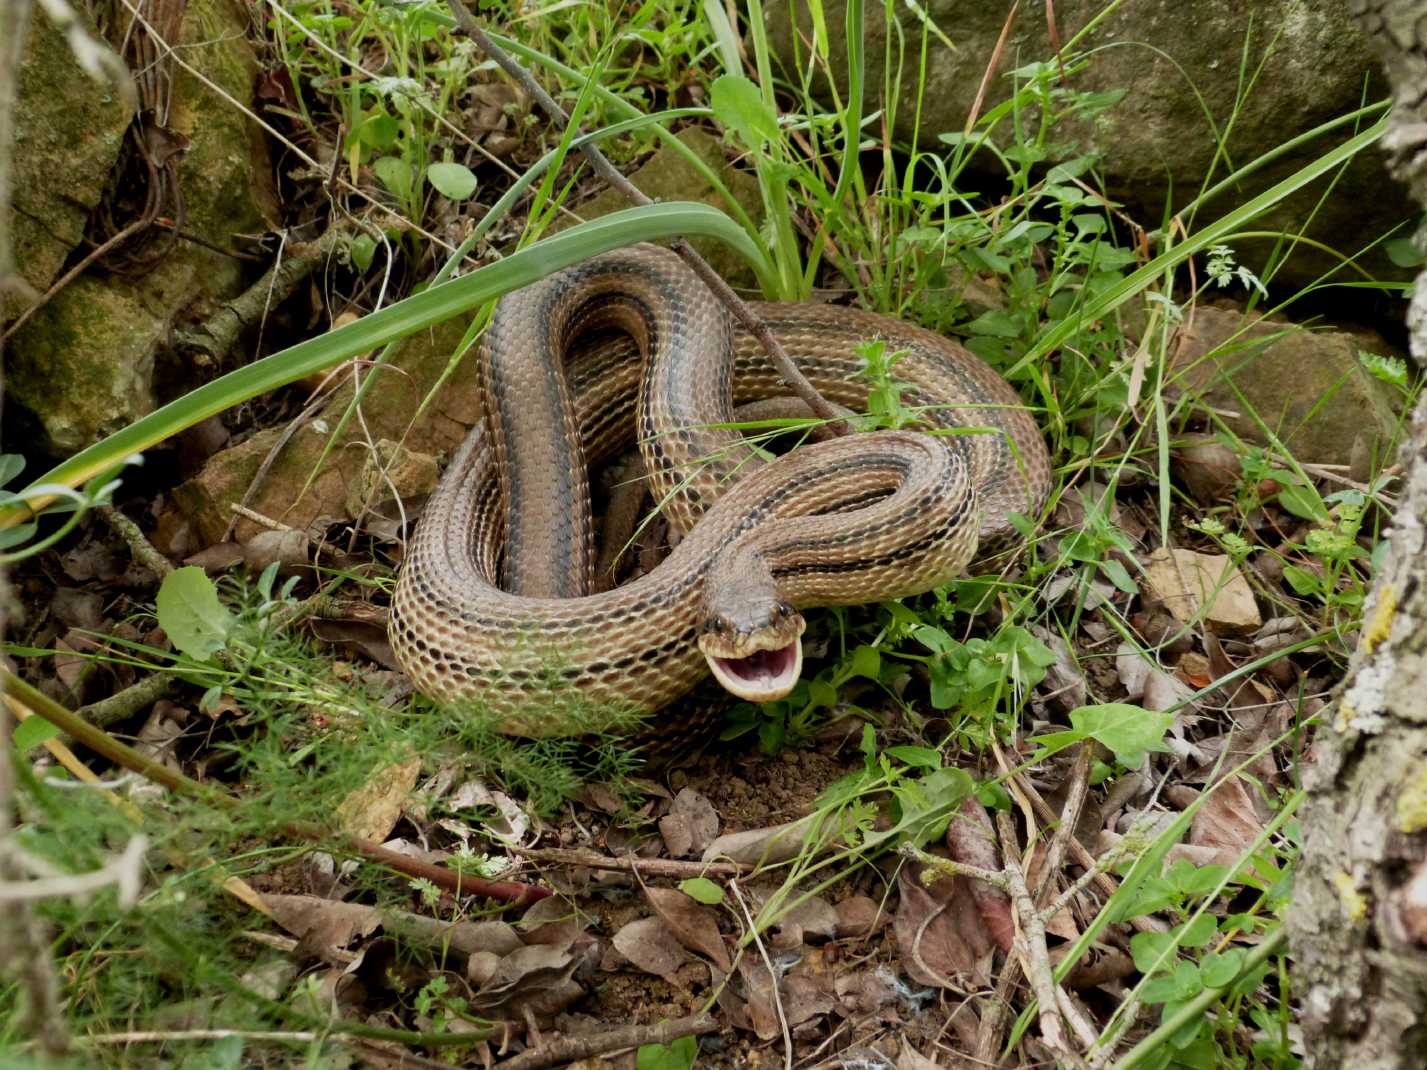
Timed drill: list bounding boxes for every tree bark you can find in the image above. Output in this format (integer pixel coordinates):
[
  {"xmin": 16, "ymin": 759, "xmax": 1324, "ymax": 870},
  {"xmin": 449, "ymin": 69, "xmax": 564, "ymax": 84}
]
[{"xmin": 1288, "ymin": 4, "xmax": 1427, "ymax": 1067}]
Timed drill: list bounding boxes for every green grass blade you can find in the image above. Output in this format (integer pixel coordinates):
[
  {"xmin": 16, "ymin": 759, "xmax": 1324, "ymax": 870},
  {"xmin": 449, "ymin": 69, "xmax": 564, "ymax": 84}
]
[
  {"xmin": 1004, "ymin": 116, "xmax": 1386, "ymax": 379},
  {"xmin": 11, "ymin": 202, "xmax": 762, "ymax": 516}
]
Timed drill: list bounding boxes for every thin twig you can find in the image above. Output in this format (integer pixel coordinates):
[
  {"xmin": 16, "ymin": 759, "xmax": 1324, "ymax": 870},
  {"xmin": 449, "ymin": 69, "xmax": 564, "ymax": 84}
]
[
  {"xmin": 730, "ymin": 881, "xmax": 793, "ymax": 1070},
  {"xmin": 443, "ymin": 0, "xmax": 848, "ymax": 435},
  {"xmin": 99, "ymin": 506, "xmax": 174, "ymax": 578},
  {"xmin": 495, "ymin": 1014, "xmax": 718, "ymax": 1070},
  {"xmin": 512, "ymin": 845, "xmax": 753, "ymax": 879},
  {"xmin": 1033, "ymin": 742, "xmax": 1092, "ymax": 904},
  {"xmin": 995, "ymin": 809, "xmax": 1086, "ymax": 1068}
]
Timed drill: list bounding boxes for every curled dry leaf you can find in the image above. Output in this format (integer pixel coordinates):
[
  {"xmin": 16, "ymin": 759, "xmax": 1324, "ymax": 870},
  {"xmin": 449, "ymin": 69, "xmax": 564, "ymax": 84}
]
[
  {"xmin": 894, "ymin": 861, "xmax": 996, "ymax": 988},
  {"xmin": 659, "ymin": 786, "xmax": 720, "ymax": 857},
  {"xmin": 771, "ymin": 894, "xmax": 838, "ymax": 948},
  {"xmin": 701, "ymin": 814, "xmax": 825, "ymax": 867},
  {"xmin": 263, "ymin": 894, "xmax": 383, "ymax": 956},
  {"xmin": 242, "ymin": 528, "xmax": 310, "ymax": 574},
  {"xmin": 611, "ymin": 916, "xmax": 696, "ymax": 986},
  {"xmin": 945, "ymin": 798, "xmax": 1014, "ymax": 954},
  {"xmin": 335, "ymin": 756, "xmax": 422, "ymax": 844},
  {"xmin": 644, "ymin": 886, "xmax": 731, "ymax": 970}
]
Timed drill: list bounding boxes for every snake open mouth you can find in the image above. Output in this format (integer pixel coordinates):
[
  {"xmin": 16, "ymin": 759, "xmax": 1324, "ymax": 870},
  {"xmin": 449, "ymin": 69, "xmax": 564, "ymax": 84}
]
[{"xmin": 702, "ymin": 640, "xmax": 804, "ymax": 703}]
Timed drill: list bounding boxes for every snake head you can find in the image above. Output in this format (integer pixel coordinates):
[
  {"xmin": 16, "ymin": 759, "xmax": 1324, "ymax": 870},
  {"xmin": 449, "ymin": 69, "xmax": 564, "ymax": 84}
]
[{"xmin": 697, "ymin": 599, "xmax": 806, "ymax": 703}]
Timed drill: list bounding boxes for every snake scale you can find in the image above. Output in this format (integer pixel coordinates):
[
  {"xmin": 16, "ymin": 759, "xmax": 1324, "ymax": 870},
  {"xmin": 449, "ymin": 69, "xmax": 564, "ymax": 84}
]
[{"xmin": 389, "ymin": 245, "xmax": 1051, "ymax": 736}]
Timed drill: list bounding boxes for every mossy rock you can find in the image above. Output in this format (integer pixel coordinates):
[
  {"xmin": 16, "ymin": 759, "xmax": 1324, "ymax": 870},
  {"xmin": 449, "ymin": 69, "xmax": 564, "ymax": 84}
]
[
  {"xmin": 764, "ymin": 0, "xmax": 1413, "ymax": 289},
  {"xmin": 11, "ymin": 8, "xmax": 132, "ymax": 298}
]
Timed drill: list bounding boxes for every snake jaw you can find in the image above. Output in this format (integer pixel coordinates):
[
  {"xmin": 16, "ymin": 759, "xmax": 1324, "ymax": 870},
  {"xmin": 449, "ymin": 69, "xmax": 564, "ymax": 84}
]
[{"xmin": 698, "ymin": 612, "xmax": 806, "ymax": 703}]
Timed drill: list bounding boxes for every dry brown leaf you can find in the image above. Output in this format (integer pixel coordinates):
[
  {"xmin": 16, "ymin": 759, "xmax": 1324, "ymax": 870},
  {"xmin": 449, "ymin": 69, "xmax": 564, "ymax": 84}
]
[
  {"xmin": 773, "ymin": 894, "xmax": 838, "ymax": 947},
  {"xmin": 643, "ymin": 887, "xmax": 730, "ymax": 970},
  {"xmin": 894, "ymin": 862, "xmax": 995, "ymax": 987},
  {"xmin": 1190, "ymin": 776, "xmax": 1266, "ymax": 867},
  {"xmin": 737, "ymin": 958, "xmax": 783, "ymax": 1040},
  {"xmin": 834, "ymin": 895, "xmax": 887, "ymax": 939},
  {"xmin": 701, "ymin": 815, "xmax": 822, "ymax": 867},
  {"xmin": 781, "ymin": 973, "xmax": 835, "ymax": 1027},
  {"xmin": 658, "ymin": 814, "xmax": 694, "ymax": 858},
  {"xmin": 335, "ymin": 756, "xmax": 421, "ymax": 843},
  {"xmin": 834, "ymin": 970, "xmax": 898, "ymax": 1015},
  {"xmin": 945, "ymin": 798, "xmax": 1014, "ymax": 953},
  {"xmin": 899, "ymin": 1045, "xmax": 945, "ymax": 1069},
  {"xmin": 264, "ymin": 894, "xmax": 382, "ymax": 954},
  {"xmin": 611, "ymin": 916, "xmax": 695, "ymax": 986}
]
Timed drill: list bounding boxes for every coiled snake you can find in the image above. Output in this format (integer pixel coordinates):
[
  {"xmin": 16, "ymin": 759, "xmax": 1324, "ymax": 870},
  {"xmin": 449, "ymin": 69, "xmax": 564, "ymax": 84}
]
[{"xmin": 389, "ymin": 245, "xmax": 1051, "ymax": 736}]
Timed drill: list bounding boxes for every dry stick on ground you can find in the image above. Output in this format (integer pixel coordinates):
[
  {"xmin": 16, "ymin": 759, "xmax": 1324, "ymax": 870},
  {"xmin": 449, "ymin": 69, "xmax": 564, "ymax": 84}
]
[
  {"xmin": 993, "ymin": 809, "xmax": 1089, "ymax": 1068},
  {"xmin": 443, "ymin": 0, "xmax": 849, "ymax": 436},
  {"xmin": 494, "ymin": 1014, "xmax": 718, "ymax": 1070},
  {"xmin": 0, "ymin": 671, "xmax": 549, "ymax": 905},
  {"xmin": 730, "ymin": 880, "xmax": 794, "ymax": 1070},
  {"xmin": 171, "ymin": 227, "xmax": 347, "ymax": 364},
  {"xmin": 511, "ymin": 845, "xmax": 754, "ymax": 879}
]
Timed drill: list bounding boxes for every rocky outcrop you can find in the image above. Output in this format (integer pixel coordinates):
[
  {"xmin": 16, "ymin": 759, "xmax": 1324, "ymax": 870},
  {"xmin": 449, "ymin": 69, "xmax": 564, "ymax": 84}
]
[
  {"xmin": 1169, "ymin": 305, "xmax": 1405, "ymax": 475},
  {"xmin": 7, "ymin": 0, "xmax": 277, "ymax": 455},
  {"xmin": 764, "ymin": 0, "xmax": 1414, "ymax": 289}
]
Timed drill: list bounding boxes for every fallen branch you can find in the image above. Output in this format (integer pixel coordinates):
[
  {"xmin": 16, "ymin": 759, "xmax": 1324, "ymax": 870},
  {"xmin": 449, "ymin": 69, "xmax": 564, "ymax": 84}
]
[
  {"xmin": 495, "ymin": 1014, "xmax": 718, "ymax": 1070},
  {"xmin": 512, "ymin": 845, "xmax": 753, "ymax": 879},
  {"xmin": 171, "ymin": 228, "xmax": 347, "ymax": 364},
  {"xmin": 0, "ymin": 671, "xmax": 549, "ymax": 905}
]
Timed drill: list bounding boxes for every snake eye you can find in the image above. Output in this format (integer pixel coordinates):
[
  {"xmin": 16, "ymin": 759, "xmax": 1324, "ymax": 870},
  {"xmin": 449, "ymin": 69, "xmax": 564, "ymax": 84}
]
[{"xmin": 775, "ymin": 601, "xmax": 794, "ymax": 620}]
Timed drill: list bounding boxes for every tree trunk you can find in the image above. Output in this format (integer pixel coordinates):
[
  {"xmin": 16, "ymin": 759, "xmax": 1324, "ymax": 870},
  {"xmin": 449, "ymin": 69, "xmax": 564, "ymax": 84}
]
[{"xmin": 1287, "ymin": 4, "xmax": 1427, "ymax": 1066}]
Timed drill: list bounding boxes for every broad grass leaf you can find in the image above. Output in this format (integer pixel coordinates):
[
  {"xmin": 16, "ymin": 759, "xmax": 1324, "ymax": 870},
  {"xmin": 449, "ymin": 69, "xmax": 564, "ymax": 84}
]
[{"xmin": 637, "ymin": 1035, "xmax": 697, "ymax": 1070}]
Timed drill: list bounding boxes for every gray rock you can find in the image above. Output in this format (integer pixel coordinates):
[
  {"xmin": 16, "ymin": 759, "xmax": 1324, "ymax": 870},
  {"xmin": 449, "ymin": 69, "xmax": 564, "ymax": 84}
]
[
  {"xmin": 11, "ymin": 8, "xmax": 133, "ymax": 298},
  {"xmin": 7, "ymin": 0, "xmax": 277, "ymax": 454},
  {"xmin": 1169, "ymin": 305, "xmax": 1404, "ymax": 474},
  {"xmin": 764, "ymin": 0, "xmax": 1414, "ymax": 288}
]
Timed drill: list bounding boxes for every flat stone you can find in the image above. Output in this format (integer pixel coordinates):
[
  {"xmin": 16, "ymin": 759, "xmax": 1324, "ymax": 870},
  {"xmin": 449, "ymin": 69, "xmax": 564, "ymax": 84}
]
[
  {"xmin": 1170, "ymin": 306, "xmax": 1403, "ymax": 476},
  {"xmin": 171, "ymin": 316, "xmax": 480, "ymax": 544},
  {"xmin": 345, "ymin": 439, "xmax": 440, "ymax": 518},
  {"xmin": 1143, "ymin": 547, "xmax": 1261, "ymax": 635}
]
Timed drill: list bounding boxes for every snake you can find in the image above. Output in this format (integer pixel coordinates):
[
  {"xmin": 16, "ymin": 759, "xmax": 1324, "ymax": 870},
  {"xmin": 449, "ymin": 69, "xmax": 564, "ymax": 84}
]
[{"xmin": 389, "ymin": 245, "xmax": 1051, "ymax": 736}]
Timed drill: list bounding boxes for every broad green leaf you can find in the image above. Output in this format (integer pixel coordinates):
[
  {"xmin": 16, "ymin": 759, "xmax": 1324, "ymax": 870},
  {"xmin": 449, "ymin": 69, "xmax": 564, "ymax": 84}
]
[
  {"xmin": 1200, "ymin": 948, "xmax": 1246, "ymax": 987},
  {"xmin": 427, "ymin": 161, "xmax": 477, "ymax": 200},
  {"xmin": 1178, "ymin": 912, "xmax": 1217, "ymax": 947},
  {"xmin": 1069, "ymin": 703, "xmax": 1173, "ymax": 765},
  {"xmin": 156, "ymin": 566, "xmax": 235, "ymax": 661},
  {"xmin": 356, "ymin": 111, "xmax": 399, "ymax": 150},
  {"xmin": 373, "ymin": 156, "xmax": 413, "ymax": 200},
  {"xmin": 1130, "ymin": 930, "xmax": 1176, "ymax": 973},
  {"xmin": 710, "ymin": 73, "xmax": 778, "ymax": 146},
  {"xmin": 1276, "ymin": 482, "xmax": 1328, "ymax": 522},
  {"xmin": 13, "ymin": 715, "xmax": 61, "ymax": 752},
  {"xmin": 884, "ymin": 746, "xmax": 941, "ymax": 770},
  {"xmin": 846, "ymin": 644, "xmax": 880, "ymax": 680},
  {"xmin": 1282, "ymin": 564, "xmax": 1322, "ymax": 597},
  {"xmin": 0, "ymin": 455, "xmax": 23, "ymax": 486},
  {"xmin": 350, "ymin": 233, "xmax": 377, "ymax": 272},
  {"xmin": 679, "ymin": 877, "xmax": 724, "ymax": 905},
  {"xmin": 637, "ymin": 1034, "xmax": 697, "ymax": 1070}
]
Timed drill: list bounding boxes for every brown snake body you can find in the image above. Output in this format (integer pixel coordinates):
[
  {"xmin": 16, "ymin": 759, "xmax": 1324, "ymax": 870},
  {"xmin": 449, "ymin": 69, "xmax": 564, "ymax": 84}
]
[{"xmin": 389, "ymin": 246, "xmax": 1051, "ymax": 734}]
